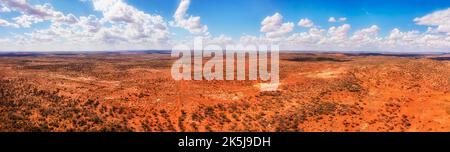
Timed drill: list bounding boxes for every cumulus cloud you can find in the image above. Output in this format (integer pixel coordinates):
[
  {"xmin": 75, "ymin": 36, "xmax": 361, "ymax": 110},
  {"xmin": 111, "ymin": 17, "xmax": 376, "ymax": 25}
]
[
  {"xmin": 243, "ymin": 14, "xmax": 450, "ymax": 52},
  {"xmin": 297, "ymin": 18, "xmax": 314, "ymax": 28},
  {"xmin": 238, "ymin": 7, "xmax": 450, "ymax": 52},
  {"xmin": 78, "ymin": 15, "xmax": 102, "ymax": 33},
  {"xmin": 12, "ymin": 15, "xmax": 43, "ymax": 27},
  {"xmin": 172, "ymin": 0, "xmax": 208, "ymax": 35},
  {"xmin": 284, "ymin": 24, "xmax": 352, "ymax": 50},
  {"xmin": 205, "ymin": 34, "xmax": 233, "ymax": 45},
  {"xmin": 414, "ymin": 8, "xmax": 450, "ymax": 34},
  {"xmin": 346, "ymin": 25, "xmax": 381, "ymax": 50},
  {"xmin": 0, "ymin": 18, "xmax": 18, "ymax": 27},
  {"xmin": 1, "ymin": 0, "xmax": 78, "ymax": 27},
  {"xmin": 328, "ymin": 24, "xmax": 351, "ymax": 39},
  {"xmin": 0, "ymin": 0, "xmax": 170, "ymax": 51},
  {"xmin": 260, "ymin": 12, "xmax": 294, "ymax": 39},
  {"xmin": 0, "ymin": 4, "xmax": 11, "ymax": 12},
  {"xmin": 328, "ymin": 17, "xmax": 347, "ymax": 23},
  {"xmin": 91, "ymin": 0, "xmax": 169, "ymax": 44},
  {"xmin": 0, "ymin": 0, "xmax": 450, "ymax": 52},
  {"xmin": 284, "ymin": 27, "xmax": 325, "ymax": 49}
]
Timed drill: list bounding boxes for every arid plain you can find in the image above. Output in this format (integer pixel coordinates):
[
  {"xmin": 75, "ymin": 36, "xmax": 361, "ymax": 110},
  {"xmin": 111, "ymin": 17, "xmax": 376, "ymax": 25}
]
[{"xmin": 1, "ymin": 51, "xmax": 450, "ymax": 132}]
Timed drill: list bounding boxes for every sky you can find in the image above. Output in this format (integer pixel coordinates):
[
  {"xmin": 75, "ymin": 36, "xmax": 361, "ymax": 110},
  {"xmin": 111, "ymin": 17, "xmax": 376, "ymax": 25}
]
[{"xmin": 0, "ymin": 0, "xmax": 450, "ymax": 52}]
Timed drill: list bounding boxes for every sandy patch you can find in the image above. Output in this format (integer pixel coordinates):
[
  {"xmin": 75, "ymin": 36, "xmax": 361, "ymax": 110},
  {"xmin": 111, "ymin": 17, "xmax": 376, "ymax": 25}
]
[
  {"xmin": 254, "ymin": 82, "xmax": 281, "ymax": 91},
  {"xmin": 304, "ymin": 68, "xmax": 346, "ymax": 79}
]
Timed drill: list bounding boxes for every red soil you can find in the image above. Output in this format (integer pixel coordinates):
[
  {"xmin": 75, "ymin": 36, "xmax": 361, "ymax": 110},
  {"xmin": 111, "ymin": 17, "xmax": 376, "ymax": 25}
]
[{"xmin": 0, "ymin": 52, "xmax": 449, "ymax": 132}]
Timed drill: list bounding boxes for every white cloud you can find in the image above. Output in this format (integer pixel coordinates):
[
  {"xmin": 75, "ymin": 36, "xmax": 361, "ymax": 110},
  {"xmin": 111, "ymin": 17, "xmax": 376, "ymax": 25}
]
[
  {"xmin": 0, "ymin": 0, "xmax": 171, "ymax": 51},
  {"xmin": 0, "ymin": 4, "xmax": 11, "ymax": 12},
  {"xmin": 205, "ymin": 34, "xmax": 232, "ymax": 45},
  {"xmin": 172, "ymin": 0, "xmax": 208, "ymax": 35},
  {"xmin": 0, "ymin": 18, "xmax": 9, "ymax": 25},
  {"xmin": 285, "ymin": 27, "xmax": 325, "ymax": 47},
  {"xmin": 296, "ymin": 24, "xmax": 351, "ymax": 49},
  {"xmin": 91, "ymin": 0, "xmax": 169, "ymax": 44},
  {"xmin": 316, "ymin": 24, "xmax": 352, "ymax": 48},
  {"xmin": 78, "ymin": 15, "xmax": 101, "ymax": 33},
  {"xmin": 297, "ymin": 18, "xmax": 314, "ymax": 28},
  {"xmin": 0, "ymin": 18, "xmax": 18, "ymax": 27},
  {"xmin": 12, "ymin": 14, "xmax": 43, "ymax": 27},
  {"xmin": 328, "ymin": 24, "xmax": 351, "ymax": 39},
  {"xmin": 348, "ymin": 25, "xmax": 381, "ymax": 49},
  {"xmin": 351, "ymin": 25, "xmax": 379, "ymax": 39},
  {"xmin": 244, "ymin": 16, "xmax": 450, "ymax": 52},
  {"xmin": 240, "ymin": 35, "xmax": 265, "ymax": 44},
  {"xmin": 328, "ymin": 17, "xmax": 336, "ymax": 22},
  {"xmin": 414, "ymin": 8, "xmax": 450, "ymax": 34},
  {"xmin": 328, "ymin": 17, "xmax": 347, "ymax": 23},
  {"xmin": 236, "ymin": 9, "xmax": 449, "ymax": 52},
  {"xmin": 1, "ymin": 1, "xmax": 450, "ymax": 52},
  {"xmin": 260, "ymin": 12, "xmax": 294, "ymax": 39},
  {"xmin": 1, "ymin": 0, "xmax": 78, "ymax": 27}
]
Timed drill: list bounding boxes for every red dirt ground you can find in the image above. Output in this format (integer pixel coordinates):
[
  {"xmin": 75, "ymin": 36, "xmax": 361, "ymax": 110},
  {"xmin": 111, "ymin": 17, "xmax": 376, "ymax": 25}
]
[{"xmin": 1, "ymin": 52, "xmax": 449, "ymax": 132}]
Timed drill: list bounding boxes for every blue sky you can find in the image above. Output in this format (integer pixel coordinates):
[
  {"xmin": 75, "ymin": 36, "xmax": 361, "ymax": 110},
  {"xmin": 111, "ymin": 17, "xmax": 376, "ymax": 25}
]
[
  {"xmin": 1, "ymin": 0, "xmax": 450, "ymax": 52},
  {"xmin": 176, "ymin": 0, "xmax": 450, "ymax": 37},
  {"xmin": 13, "ymin": 0, "xmax": 450, "ymax": 37}
]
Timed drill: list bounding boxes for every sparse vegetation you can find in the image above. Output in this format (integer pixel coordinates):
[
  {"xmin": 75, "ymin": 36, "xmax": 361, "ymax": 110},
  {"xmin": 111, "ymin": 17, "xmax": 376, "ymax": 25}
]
[{"xmin": 1, "ymin": 52, "xmax": 449, "ymax": 132}]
